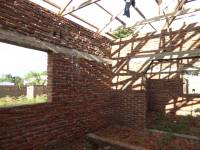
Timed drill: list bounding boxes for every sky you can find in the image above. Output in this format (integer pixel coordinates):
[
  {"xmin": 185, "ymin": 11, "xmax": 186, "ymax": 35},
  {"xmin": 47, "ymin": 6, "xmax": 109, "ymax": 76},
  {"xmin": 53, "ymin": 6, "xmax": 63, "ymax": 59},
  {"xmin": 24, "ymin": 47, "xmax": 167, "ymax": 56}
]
[
  {"xmin": 0, "ymin": 43, "xmax": 47, "ymax": 77},
  {"xmin": 30, "ymin": 0, "xmax": 200, "ymax": 36},
  {"xmin": 0, "ymin": 0, "xmax": 199, "ymax": 77}
]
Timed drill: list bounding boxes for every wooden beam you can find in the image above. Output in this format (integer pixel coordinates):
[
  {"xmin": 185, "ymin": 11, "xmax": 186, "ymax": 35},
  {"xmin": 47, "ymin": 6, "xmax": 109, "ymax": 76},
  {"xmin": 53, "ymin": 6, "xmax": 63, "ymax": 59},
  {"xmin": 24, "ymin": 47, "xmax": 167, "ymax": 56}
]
[
  {"xmin": 59, "ymin": 0, "xmax": 73, "ymax": 15},
  {"xmin": 0, "ymin": 28, "xmax": 112, "ymax": 64},
  {"xmin": 95, "ymin": 3, "xmax": 126, "ymax": 26},
  {"xmin": 146, "ymin": 69, "xmax": 200, "ymax": 74},
  {"xmin": 129, "ymin": 7, "xmax": 200, "ymax": 29},
  {"xmin": 154, "ymin": 0, "xmax": 159, "ymax": 5},
  {"xmin": 42, "ymin": 0, "xmax": 61, "ymax": 10},
  {"xmin": 134, "ymin": 7, "xmax": 157, "ymax": 31},
  {"xmin": 105, "ymin": 32, "xmax": 118, "ymax": 39},
  {"xmin": 163, "ymin": 0, "xmax": 187, "ymax": 29},
  {"xmin": 62, "ymin": 0, "xmax": 102, "ymax": 15},
  {"xmin": 112, "ymin": 49, "xmax": 200, "ymax": 61},
  {"xmin": 127, "ymin": 49, "xmax": 200, "ymax": 60},
  {"xmin": 98, "ymin": 9, "xmax": 124, "ymax": 33},
  {"xmin": 70, "ymin": 13, "xmax": 99, "ymax": 31}
]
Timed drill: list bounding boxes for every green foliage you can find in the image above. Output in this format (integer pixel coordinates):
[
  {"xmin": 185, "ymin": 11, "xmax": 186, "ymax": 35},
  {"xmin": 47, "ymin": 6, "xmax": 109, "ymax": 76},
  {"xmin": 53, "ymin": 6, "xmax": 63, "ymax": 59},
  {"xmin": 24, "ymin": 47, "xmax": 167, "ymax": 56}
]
[
  {"xmin": 112, "ymin": 27, "xmax": 133, "ymax": 39},
  {"xmin": 195, "ymin": 108, "xmax": 200, "ymax": 113},
  {"xmin": 24, "ymin": 71, "xmax": 47, "ymax": 85},
  {"xmin": 0, "ymin": 74, "xmax": 23, "ymax": 87},
  {"xmin": 150, "ymin": 113, "xmax": 200, "ymax": 137},
  {"xmin": 0, "ymin": 71, "xmax": 47, "ymax": 86},
  {"xmin": 184, "ymin": 70, "xmax": 199, "ymax": 76},
  {"xmin": 84, "ymin": 142, "xmax": 97, "ymax": 150},
  {"xmin": 0, "ymin": 94, "xmax": 47, "ymax": 108},
  {"xmin": 169, "ymin": 145, "xmax": 185, "ymax": 150},
  {"xmin": 156, "ymin": 132, "xmax": 175, "ymax": 149}
]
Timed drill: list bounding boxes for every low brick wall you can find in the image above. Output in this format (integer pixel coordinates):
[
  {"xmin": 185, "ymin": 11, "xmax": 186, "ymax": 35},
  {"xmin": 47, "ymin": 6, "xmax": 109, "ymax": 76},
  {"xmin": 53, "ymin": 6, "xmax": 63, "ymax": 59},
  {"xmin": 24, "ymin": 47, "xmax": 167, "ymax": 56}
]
[
  {"xmin": 148, "ymin": 129, "xmax": 200, "ymax": 149},
  {"xmin": 0, "ymin": 53, "xmax": 113, "ymax": 150},
  {"xmin": 86, "ymin": 133, "xmax": 147, "ymax": 150},
  {"xmin": 0, "ymin": 85, "xmax": 47, "ymax": 98},
  {"xmin": 111, "ymin": 90, "xmax": 146, "ymax": 129},
  {"xmin": 146, "ymin": 79, "xmax": 183, "ymax": 113}
]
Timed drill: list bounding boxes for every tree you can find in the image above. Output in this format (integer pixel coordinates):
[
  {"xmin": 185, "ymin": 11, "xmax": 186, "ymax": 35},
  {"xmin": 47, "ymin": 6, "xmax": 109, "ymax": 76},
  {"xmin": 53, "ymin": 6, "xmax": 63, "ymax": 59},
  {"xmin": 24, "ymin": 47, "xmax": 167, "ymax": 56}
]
[
  {"xmin": 0, "ymin": 74, "xmax": 24, "ymax": 87},
  {"xmin": 24, "ymin": 71, "xmax": 47, "ymax": 85},
  {"xmin": 112, "ymin": 27, "xmax": 133, "ymax": 39}
]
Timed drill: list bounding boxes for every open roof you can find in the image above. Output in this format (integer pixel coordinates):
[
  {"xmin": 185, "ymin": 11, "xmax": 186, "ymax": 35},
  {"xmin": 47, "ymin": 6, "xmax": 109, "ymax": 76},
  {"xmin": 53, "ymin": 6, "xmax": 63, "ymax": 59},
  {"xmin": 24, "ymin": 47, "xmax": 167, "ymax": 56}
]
[{"xmin": 29, "ymin": 0, "xmax": 200, "ymax": 39}]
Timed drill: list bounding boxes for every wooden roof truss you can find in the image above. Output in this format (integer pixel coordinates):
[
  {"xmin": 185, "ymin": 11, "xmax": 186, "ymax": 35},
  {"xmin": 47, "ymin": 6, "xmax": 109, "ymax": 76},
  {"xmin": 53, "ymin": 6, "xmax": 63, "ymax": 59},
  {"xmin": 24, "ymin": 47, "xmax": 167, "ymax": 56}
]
[{"xmin": 39, "ymin": 0, "xmax": 199, "ymax": 39}]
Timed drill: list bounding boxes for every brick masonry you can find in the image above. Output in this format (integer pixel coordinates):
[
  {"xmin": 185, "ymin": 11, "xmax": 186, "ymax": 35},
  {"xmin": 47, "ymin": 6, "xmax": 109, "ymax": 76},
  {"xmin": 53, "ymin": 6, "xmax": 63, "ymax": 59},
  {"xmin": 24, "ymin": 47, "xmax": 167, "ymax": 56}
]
[
  {"xmin": 111, "ymin": 90, "xmax": 146, "ymax": 129},
  {"xmin": 0, "ymin": 85, "xmax": 26, "ymax": 97},
  {"xmin": 146, "ymin": 79, "xmax": 183, "ymax": 113},
  {"xmin": 0, "ymin": 0, "xmax": 111, "ymax": 57},
  {"xmin": 0, "ymin": 0, "xmax": 114, "ymax": 149},
  {"xmin": 0, "ymin": 53, "xmax": 113, "ymax": 150},
  {"xmin": 0, "ymin": 85, "xmax": 47, "ymax": 98},
  {"xmin": 0, "ymin": 0, "xmax": 200, "ymax": 149}
]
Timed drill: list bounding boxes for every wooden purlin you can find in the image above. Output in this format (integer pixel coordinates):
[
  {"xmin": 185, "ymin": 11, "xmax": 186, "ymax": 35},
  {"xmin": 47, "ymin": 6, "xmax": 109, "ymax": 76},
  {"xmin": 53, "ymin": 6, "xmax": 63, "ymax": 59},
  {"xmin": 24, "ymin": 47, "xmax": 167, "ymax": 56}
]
[
  {"xmin": 116, "ymin": 49, "xmax": 200, "ymax": 61},
  {"xmin": 163, "ymin": 0, "xmax": 187, "ymax": 29},
  {"xmin": 125, "ymin": 7, "xmax": 200, "ymax": 32},
  {"xmin": 63, "ymin": 0, "xmax": 102, "ymax": 15},
  {"xmin": 41, "ymin": 0, "xmax": 100, "ymax": 31},
  {"xmin": 98, "ymin": 9, "xmax": 124, "ymax": 33},
  {"xmin": 106, "ymin": 32, "xmax": 118, "ymax": 39},
  {"xmin": 43, "ymin": 0, "xmax": 60, "ymax": 9},
  {"xmin": 95, "ymin": 3, "xmax": 126, "ymax": 26},
  {"xmin": 134, "ymin": 7, "xmax": 157, "ymax": 31},
  {"xmin": 59, "ymin": 0, "xmax": 73, "ymax": 15},
  {"xmin": 70, "ymin": 13, "xmax": 99, "ymax": 31}
]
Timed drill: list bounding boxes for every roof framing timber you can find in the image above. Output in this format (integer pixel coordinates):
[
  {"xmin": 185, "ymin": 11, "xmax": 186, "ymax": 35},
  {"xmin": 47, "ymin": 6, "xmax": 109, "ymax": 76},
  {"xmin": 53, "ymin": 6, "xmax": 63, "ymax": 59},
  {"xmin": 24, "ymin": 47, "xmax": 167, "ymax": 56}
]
[
  {"xmin": 129, "ymin": 7, "xmax": 200, "ymax": 29},
  {"xmin": 59, "ymin": 0, "xmax": 73, "ymax": 15},
  {"xmin": 123, "ymin": 49, "xmax": 200, "ymax": 60},
  {"xmin": 42, "ymin": 0, "xmax": 60, "ymax": 9},
  {"xmin": 40, "ymin": 0, "xmax": 199, "ymax": 39},
  {"xmin": 163, "ymin": 0, "xmax": 187, "ymax": 29},
  {"xmin": 98, "ymin": 9, "xmax": 124, "ymax": 33},
  {"xmin": 42, "ymin": 0, "xmax": 99, "ymax": 31},
  {"xmin": 62, "ymin": 0, "xmax": 102, "ymax": 16},
  {"xmin": 134, "ymin": 7, "xmax": 157, "ymax": 31},
  {"xmin": 105, "ymin": 32, "xmax": 118, "ymax": 39},
  {"xmin": 95, "ymin": 3, "xmax": 126, "ymax": 26},
  {"xmin": 70, "ymin": 13, "xmax": 99, "ymax": 31}
]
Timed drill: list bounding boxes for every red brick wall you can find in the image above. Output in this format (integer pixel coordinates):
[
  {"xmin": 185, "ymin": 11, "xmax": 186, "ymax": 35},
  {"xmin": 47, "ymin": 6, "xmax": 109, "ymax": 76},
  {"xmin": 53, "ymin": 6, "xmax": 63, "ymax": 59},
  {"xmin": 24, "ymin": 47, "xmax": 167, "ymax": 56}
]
[
  {"xmin": 146, "ymin": 79, "xmax": 183, "ymax": 113},
  {"xmin": 0, "ymin": 53, "xmax": 113, "ymax": 149},
  {"xmin": 0, "ymin": 1, "xmax": 115, "ymax": 149},
  {"xmin": 0, "ymin": 0, "xmax": 111, "ymax": 57},
  {"xmin": 111, "ymin": 23, "xmax": 200, "ymax": 130},
  {"xmin": 0, "ymin": 85, "xmax": 26, "ymax": 97},
  {"xmin": 111, "ymin": 90, "xmax": 146, "ymax": 129}
]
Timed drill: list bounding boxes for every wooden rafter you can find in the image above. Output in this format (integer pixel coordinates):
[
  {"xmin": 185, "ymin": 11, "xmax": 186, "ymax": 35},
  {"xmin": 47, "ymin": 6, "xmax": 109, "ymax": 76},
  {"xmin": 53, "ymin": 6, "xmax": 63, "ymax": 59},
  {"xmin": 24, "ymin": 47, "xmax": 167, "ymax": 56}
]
[
  {"xmin": 163, "ymin": 0, "xmax": 187, "ymax": 29},
  {"xmin": 62, "ymin": 0, "xmax": 102, "ymax": 16},
  {"xmin": 128, "ymin": 7, "xmax": 200, "ymax": 29},
  {"xmin": 134, "ymin": 7, "xmax": 157, "ymax": 31},
  {"xmin": 59, "ymin": 0, "xmax": 73, "ymax": 15},
  {"xmin": 105, "ymin": 32, "xmax": 118, "ymax": 39},
  {"xmin": 155, "ymin": 0, "xmax": 159, "ymax": 5},
  {"xmin": 127, "ymin": 49, "xmax": 200, "ymax": 60},
  {"xmin": 42, "ymin": 0, "xmax": 61, "ymax": 9},
  {"xmin": 98, "ymin": 9, "xmax": 124, "ymax": 33},
  {"xmin": 95, "ymin": 3, "xmax": 126, "ymax": 26},
  {"xmin": 70, "ymin": 13, "xmax": 99, "ymax": 31}
]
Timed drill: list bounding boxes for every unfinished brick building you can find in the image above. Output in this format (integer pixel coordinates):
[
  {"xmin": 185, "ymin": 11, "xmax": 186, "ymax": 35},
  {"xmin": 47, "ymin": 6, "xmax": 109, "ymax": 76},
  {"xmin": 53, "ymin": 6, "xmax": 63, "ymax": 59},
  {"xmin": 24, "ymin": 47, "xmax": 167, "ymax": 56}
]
[{"xmin": 0, "ymin": 0, "xmax": 200, "ymax": 149}]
